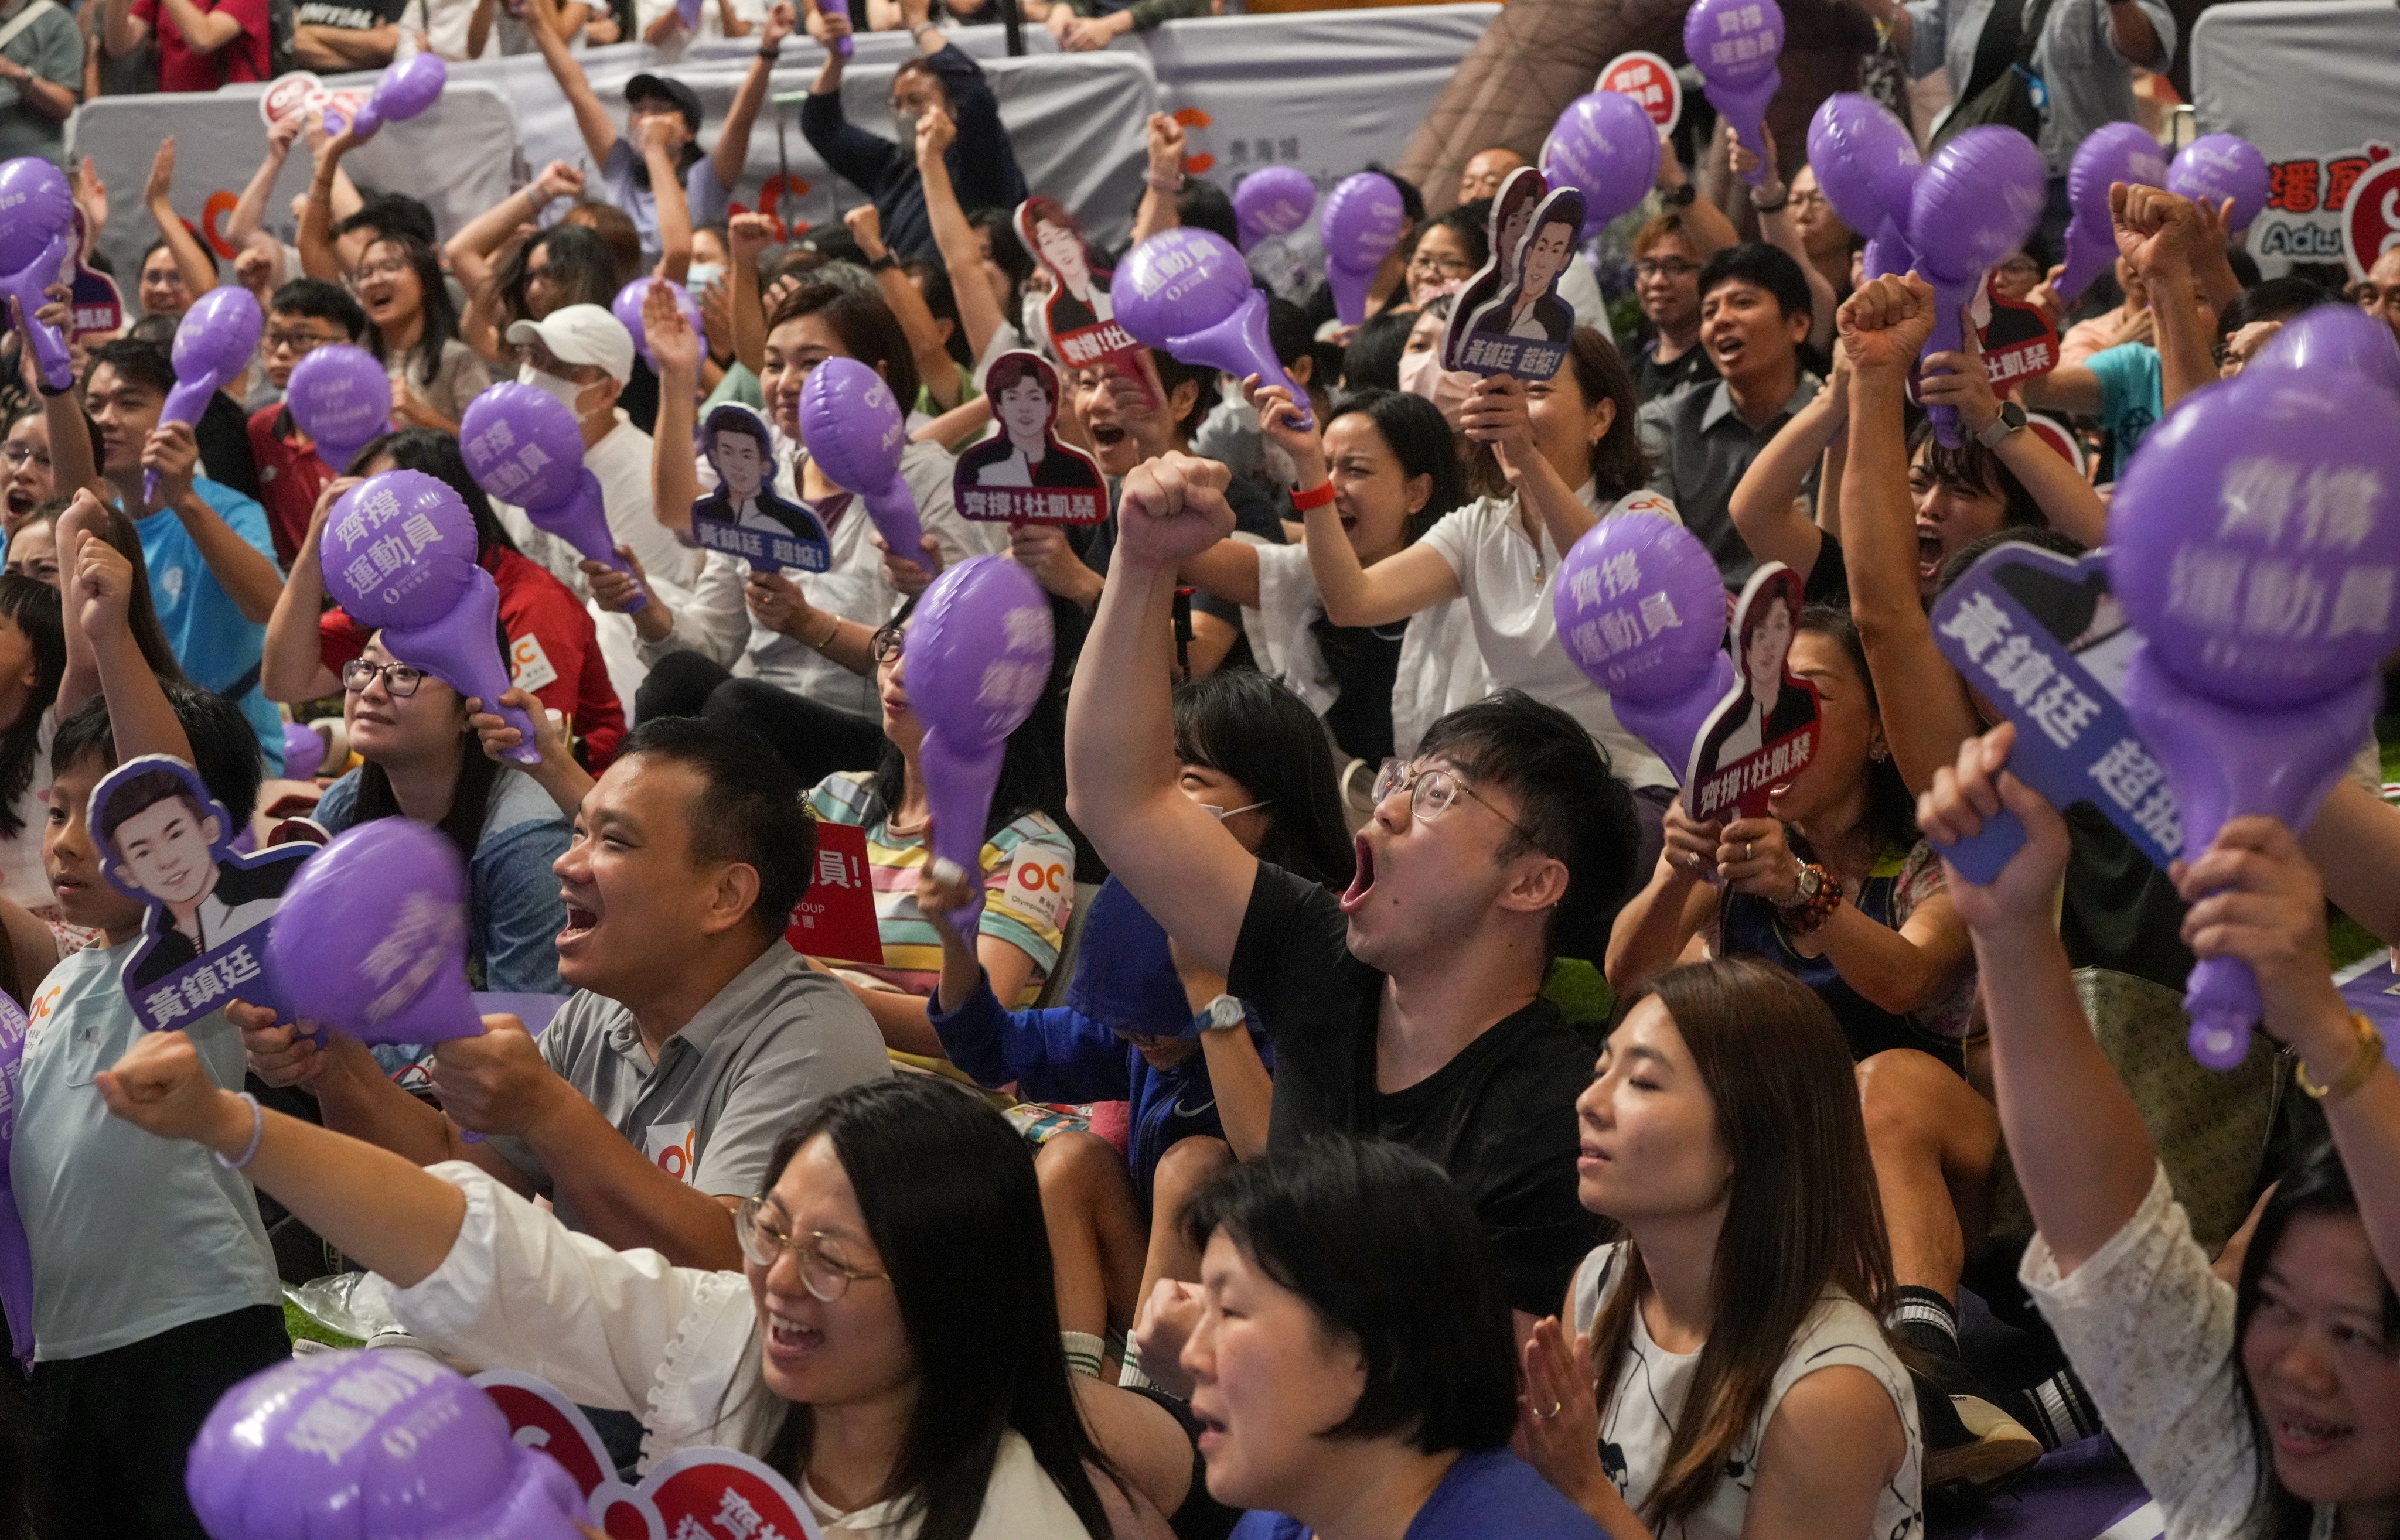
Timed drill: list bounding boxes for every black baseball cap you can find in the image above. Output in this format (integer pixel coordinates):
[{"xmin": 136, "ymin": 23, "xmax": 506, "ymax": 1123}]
[{"xmin": 626, "ymin": 74, "xmax": 704, "ymax": 133}]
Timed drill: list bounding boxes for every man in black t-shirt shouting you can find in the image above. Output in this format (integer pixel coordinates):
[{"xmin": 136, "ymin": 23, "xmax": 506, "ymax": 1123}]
[{"xmin": 1065, "ymin": 450, "xmax": 1642, "ymax": 1323}]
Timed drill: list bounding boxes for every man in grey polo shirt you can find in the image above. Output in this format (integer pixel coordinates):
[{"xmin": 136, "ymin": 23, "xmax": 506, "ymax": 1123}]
[
  {"xmin": 0, "ymin": 0, "xmax": 81, "ymax": 166},
  {"xmin": 236, "ymin": 717, "xmax": 886, "ymax": 1272},
  {"xmin": 1640, "ymin": 243, "xmax": 1822, "ymax": 592}
]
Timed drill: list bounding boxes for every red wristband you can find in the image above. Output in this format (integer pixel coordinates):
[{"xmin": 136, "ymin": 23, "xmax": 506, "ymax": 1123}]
[{"xmin": 1290, "ymin": 480, "xmax": 1336, "ymax": 512}]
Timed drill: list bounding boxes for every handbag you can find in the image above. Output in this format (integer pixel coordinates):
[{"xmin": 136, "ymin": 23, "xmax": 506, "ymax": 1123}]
[{"xmin": 1929, "ymin": 0, "xmax": 2058, "ymax": 151}]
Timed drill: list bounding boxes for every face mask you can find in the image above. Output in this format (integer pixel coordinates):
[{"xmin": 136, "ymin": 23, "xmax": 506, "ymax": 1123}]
[
  {"xmin": 520, "ymin": 364, "xmax": 588, "ymax": 415},
  {"xmin": 687, "ymin": 262, "xmax": 725, "ymax": 292},
  {"xmin": 1397, "ymin": 345, "xmax": 1441, "ymax": 401}
]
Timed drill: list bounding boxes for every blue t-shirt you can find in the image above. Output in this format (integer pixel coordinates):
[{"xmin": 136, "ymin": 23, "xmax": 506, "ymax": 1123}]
[
  {"xmin": 600, "ymin": 141, "xmax": 731, "ymax": 269},
  {"xmin": 1231, "ymin": 1449, "xmax": 1606, "ymax": 1540},
  {"xmin": 2086, "ymin": 342, "xmax": 2163, "ymax": 477},
  {"xmin": 11, "ymin": 940, "xmax": 280, "ymax": 1360},
  {"xmin": 136, "ymin": 479, "xmax": 285, "ymax": 771}
]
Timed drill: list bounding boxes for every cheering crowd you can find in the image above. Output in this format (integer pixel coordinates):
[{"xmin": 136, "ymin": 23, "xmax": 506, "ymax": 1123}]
[{"xmin": 0, "ymin": 0, "xmax": 2393, "ymax": 1534}]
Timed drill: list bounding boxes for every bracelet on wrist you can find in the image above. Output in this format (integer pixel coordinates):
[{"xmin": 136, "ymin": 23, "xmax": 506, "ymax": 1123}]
[
  {"xmin": 1145, "ymin": 170, "xmax": 1185, "ymax": 193},
  {"xmin": 1778, "ymin": 862, "xmax": 1843, "ymax": 935},
  {"xmin": 808, "ymin": 613, "xmax": 841, "ymax": 650},
  {"xmin": 1753, "ymin": 189, "xmax": 1791, "ymax": 214},
  {"xmin": 215, "ymin": 1092, "xmax": 266, "ymax": 1172},
  {"xmin": 1290, "ymin": 480, "xmax": 1337, "ymax": 513},
  {"xmin": 2296, "ymin": 1012, "xmax": 2387, "ymax": 1102},
  {"xmin": 758, "ymin": 45, "xmax": 781, "ymax": 60}
]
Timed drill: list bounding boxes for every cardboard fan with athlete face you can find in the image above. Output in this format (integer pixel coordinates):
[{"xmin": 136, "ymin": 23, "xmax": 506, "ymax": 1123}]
[
  {"xmin": 954, "ymin": 351, "xmax": 1107, "ymax": 525},
  {"xmin": 1686, "ymin": 564, "xmax": 1822, "ymax": 825},
  {"xmin": 1451, "ymin": 186, "xmax": 1586, "ymax": 381},
  {"xmin": 690, "ymin": 402, "xmax": 831, "ymax": 573},
  {"xmin": 1441, "ymin": 165, "xmax": 1546, "ymax": 371},
  {"xmin": 91, "ymin": 754, "xmax": 313, "ymax": 1031},
  {"xmin": 1015, "ymin": 197, "xmax": 1154, "ymax": 410}
]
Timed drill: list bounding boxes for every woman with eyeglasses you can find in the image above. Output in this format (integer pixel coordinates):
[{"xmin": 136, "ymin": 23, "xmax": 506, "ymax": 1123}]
[
  {"xmin": 2, "ymin": 412, "xmax": 61, "ymax": 537},
  {"xmin": 92, "ymin": 1052, "xmax": 1199, "ymax": 1538},
  {"xmin": 354, "ymin": 234, "xmax": 491, "ymax": 435},
  {"xmin": 1407, "ymin": 204, "xmax": 1489, "ymax": 310},
  {"xmin": 917, "ymin": 670, "xmax": 1351, "ymax": 1391}
]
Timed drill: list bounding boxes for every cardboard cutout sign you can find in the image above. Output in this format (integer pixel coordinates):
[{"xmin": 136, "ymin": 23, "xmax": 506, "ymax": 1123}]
[
  {"xmin": 1452, "ymin": 187, "xmax": 1585, "ymax": 380},
  {"xmin": 259, "ymin": 71, "xmax": 321, "ymax": 127},
  {"xmin": 2025, "ymin": 411, "xmax": 2084, "ymax": 473},
  {"xmin": 472, "ymin": 1371, "xmax": 616, "ymax": 1499},
  {"xmin": 1687, "ymin": 564, "xmax": 1821, "ymax": 824},
  {"xmin": 66, "ymin": 211, "xmax": 121, "ymax": 343},
  {"xmin": 954, "ymin": 352, "xmax": 1107, "ymax": 525},
  {"xmin": 2340, "ymin": 151, "xmax": 2400, "ymax": 282},
  {"xmin": 1015, "ymin": 198, "xmax": 1151, "ymax": 405},
  {"xmin": 691, "ymin": 404, "xmax": 831, "ymax": 573},
  {"xmin": 93, "ymin": 755, "xmax": 312, "ymax": 1030},
  {"xmin": 1930, "ymin": 544, "xmax": 2180, "ymax": 883},
  {"xmin": 1597, "ymin": 50, "xmax": 1682, "ymax": 134},
  {"xmin": 1976, "ymin": 272, "xmax": 2060, "ymax": 389},
  {"xmin": 1441, "ymin": 166, "xmax": 1546, "ymax": 372},
  {"xmin": 786, "ymin": 819, "xmax": 885, "ymax": 967}
]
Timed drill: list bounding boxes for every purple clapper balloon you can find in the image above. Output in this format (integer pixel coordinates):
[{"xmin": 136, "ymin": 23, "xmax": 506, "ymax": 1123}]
[
  {"xmin": 1907, "ymin": 125, "xmax": 2046, "ymax": 447},
  {"xmin": 2169, "ymin": 133, "xmax": 2271, "ymax": 234},
  {"xmin": 1553, "ymin": 514, "xmax": 1734, "ymax": 780},
  {"xmin": 678, "ymin": 0, "xmax": 703, "ymax": 26},
  {"xmin": 904, "ymin": 556, "xmax": 1053, "ymax": 933},
  {"xmin": 2055, "ymin": 123, "xmax": 2167, "ymax": 306},
  {"xmin": 459, "ymin": 381, "xmax": 643, "ymax": 611},
  {"xmin": 319, "ymin": 469, "xmax": 542, "ymax": 764},
  {"xmin": 0, "ymin": 993, "xmax": 33, "ymax": 1367},
  {"xmin": 268, "ymin": 819, "xmax": 490, "ymax": 1049},
  {"xmin": 1320, "ymin": 172, "xmax": 1408, "ymax": 327},
  {"xmin": 1539, "ymin": 91, "xmax": 1661, "ymax": 241},
  {"xmin": 2108, "ymin": 371, "xmax": 2400, "ymax": 1068},
  {"xmin": 799, "ymin": 356, "xmax": 924, "ymax": 563},
  {"xmin": 146, "ymin": 285, "xmax": 262, "ymax": 504},
  {"xmin": 281, "ymin": 721, "xmax": 325, "ymax": 781},
  {"xmin": 1233, "ymin": 166, "xmax": 1317, "ymax": 253},
  {"xmin": 1685, "ymin": 0, "xmax": 1785, "ymax": 185},
  {"xmin": 186, "ymin": 1350, "xmax": 589, "ymax": 1540},
  {"xmin": 352, "ymin": 50, "xmax": 446, "ymax": 138},
  {"xmin": 2248, "ymin": 303, "xmax": 2400, "ymax": 396},
  {"xmin": 284, "ymin": 344, "xmax": 393, "ymax": 479},
  {"xmin": 1116, "ymin": 228, "xmax": 1311, "ymax": 430},
  {"xmin": 0, "ymin": 158, "xmax": 76, "ymax": 393},
  {"xmin": 612, "ymin": 276, "xmax": 705, "ymax": 370},
  {"xmin": 1806, "ymin": 94, "xmax": 1921, "ymax": 281}
]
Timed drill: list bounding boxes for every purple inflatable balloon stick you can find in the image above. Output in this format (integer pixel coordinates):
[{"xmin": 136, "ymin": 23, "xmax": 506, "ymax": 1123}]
[
  {"xmin": 1116, "ymin": 228, "xmax": 1311, "ymax": 429},
  {"xmin": 798, "ymin": 356, "xmax": 924, "ymax": 562},
  {"xmin": 906, "ymin": 555, "xmax": 1053, "ymax": 931},
  {"xmin": 353, "ymin": 50, "xmax": 446, "ymax": 139},
  {"xmin": 268, "ymin": 819, "xmax": 485, "ymax": 1047},
  {"xmin": 459, "ymin": 383, "xmax": 644, "ymax": 610},
  {"xmin": 2055, "ymin": 123, "xmax": 2168, "ymax": 306},
  {"xmin": 285, "ymin": 344, "xmax": 394, "ymax": 479},
  {"xmin": 2168, "ymin": 133, "xmax": 2271, "ymax": 234},
  {"xmin": 612, "ymin": 276, "xmax": 704, "ymax": 369},
  {"xmin": 383, "ymin": 568, "xmax": 543, "ymax": 767},
  {"xmin": 1553, "ymin": 514, "xmax": 1734, "ymax": 779},
  {"xmin": 147, "ymin": 285, "xmax": 264, "ymax": 503},
  {"xmin": 677, "ymin": 0, "xmax": 703, "ymax": 26},
  {"xmin": 1320, "ymin": 172, "xmax": 1409, "ymax": 327},
  {"xmin": 1906, "ymin": 125, "xmax": 2046, "ymax": 446},
  {"xmin": 281, "ymin": 721, "xmax": 326, "ymax": 782},
  {"xmin": 186, "ymin": 1350, "xmax": 589, "ymax": 1540},
  {"xmin": 318, "ymin": 470, "xmax": 482, "ymax": 630},
  {"xmin": 1538, "ymin": 91, "xmax": 1661, "ymax": 241},
  {"xmin": 1232, "ymin": 165, "xmax": 1317, "ymax": 252},
  {"xmin": 1684, "ymin": 0, "xmax": 1785, "ymax": 184},
  {"xmin": 1805, "ymin": 94, "xmax": 1920, "ymax": 243},
  {"xmin": 0, "ymin": 158, "xmax": 76, "ymax": 394},
  {"xmin": 2248, "ymin": 302, "xmax": 2400, "ymax": 397}
]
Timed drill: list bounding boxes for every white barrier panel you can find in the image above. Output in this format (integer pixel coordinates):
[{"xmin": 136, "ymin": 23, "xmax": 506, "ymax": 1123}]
[
  {"xmin": 2190, "ymin": 0, "xmax": 2400, "ymax": 275},
  {"xmin": 66, "ymin": 4, "xmax": 1498, "ymax": 284}
]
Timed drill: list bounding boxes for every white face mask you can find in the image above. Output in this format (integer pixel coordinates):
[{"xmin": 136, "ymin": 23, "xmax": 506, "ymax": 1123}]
[
  {"xmin": 520, "ymin": 364, "xmax": 589, "ymax": 415},
  {"xmin": 687, "ymin": 262, "xmax": 725, "ymax": 292}
]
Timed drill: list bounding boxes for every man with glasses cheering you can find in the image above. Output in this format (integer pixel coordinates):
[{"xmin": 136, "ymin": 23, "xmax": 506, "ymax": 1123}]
[
  {"xmin": 1068, "ymin": 450, "xmax": 1642, "ymax": 1332},
  {"xmin": 246, "ymin": 278, "xmax": 369, "ymax": 566},
  {"xmin": 1629, "ymin": 213, "xmax": 1721, "ymax": 404}
]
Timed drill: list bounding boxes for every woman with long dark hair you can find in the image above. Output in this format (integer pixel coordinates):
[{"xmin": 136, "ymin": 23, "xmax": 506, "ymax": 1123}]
[
  {"xmin": 463, "ymin": 223, "xmax": 623, "ymax": 367},
  {"xmin": 354, "ymin": 234, "xmax": 490, "ymax": 433},
  {"xmin": 1921, "ymin": 722, "xmax": 2400, "ymax": 1540},
  {"xmin": 0, "ymin": 574, "xmax": 62, "ymax": 914},
  {"xmin": 1516, "ymin": 958, "xmax": 1922, "ymax": 1538},
  {"xmin": 92, "ymin": 1058, "xmax": 1198, "ymax": 1538}
]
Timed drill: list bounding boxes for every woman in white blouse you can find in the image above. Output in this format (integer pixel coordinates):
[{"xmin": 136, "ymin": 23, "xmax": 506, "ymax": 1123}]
[
  {"xmin": 1921, "ymin": 722, "xmax": 2400, "ymax": 1540},
  {"xmin": 95, "ymin": 1059, "xmax": 1192, "ymax": 1540}
]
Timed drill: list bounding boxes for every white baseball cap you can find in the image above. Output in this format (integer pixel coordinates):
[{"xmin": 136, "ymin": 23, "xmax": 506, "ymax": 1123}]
[{"xmin": 506, "ymin": 303, "xmax": 636, "ymax": 384}]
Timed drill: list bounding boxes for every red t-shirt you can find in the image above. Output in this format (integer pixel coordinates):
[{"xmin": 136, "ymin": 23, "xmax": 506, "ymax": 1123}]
[
  {"xmin": 248, "ymin": 404, "xmax": 329, "ymax": 571},
  {"xmin": 135, "ymin": 0, "xmax": 271, "ymax": 91},
  {"xmin": 318, "ymin": 547, "xmax": 628, "ymax": 768}
]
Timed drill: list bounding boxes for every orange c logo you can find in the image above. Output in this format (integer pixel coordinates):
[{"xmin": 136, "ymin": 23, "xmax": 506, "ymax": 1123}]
[{"xmin": 202, "ymin": 192, "xmax": 240, "ymax": 259}]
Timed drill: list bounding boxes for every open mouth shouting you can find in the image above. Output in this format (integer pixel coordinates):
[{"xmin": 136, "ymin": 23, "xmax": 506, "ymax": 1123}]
[
  {"xmin": 557, "ymin": 893, "xmax": 600, "ymax": 954},
  {"xmin": 1338, "ymin": 833, "xmax": 1376, "ymax": 916}
]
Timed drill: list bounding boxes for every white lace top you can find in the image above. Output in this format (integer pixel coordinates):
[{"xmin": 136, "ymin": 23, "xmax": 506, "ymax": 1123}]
[{"xmin": 2019, "ymin": 1163, "xmax": 2337, "ymax": 1540}]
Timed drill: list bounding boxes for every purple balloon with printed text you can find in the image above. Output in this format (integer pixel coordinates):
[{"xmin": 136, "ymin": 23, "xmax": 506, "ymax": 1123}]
[
  {"xmin": 799, "ymin": 355, "xmax": 924, "ymax": 563},
  {"xmin": 268, "ymin": 818, "xmax": 489, "ymax": 1048},
  {"xmin": 1805, "ymin": 94, "xmax": 1920, "ymax": 278},
  {"xmin": 285, "ymin": 344, "xmax": 393, "ymax": 478},
  {"xmin": 1554, "ymin": 514, "xmax": 1736, "ymax": 781},
  {"xmin": 612, "ymin": 276, "xmax": 704, "ymax": 370},
  {"xmin": 2055, "ymin": 122, "xmax": 2167, "ymax": 305},
  {"xmin": 906, "ymin": 555, "xmax": 1054, "ymax": 934},
  {"xmin": 1233, "ymin": 166, "xmax": 1317, "ymax": 252},
  {"xmin": 2247, "ymin": 303, "xmax": 2400, "ymax": 397},
  {"xmin": 459, "ymin": 381, "xmax": 643, "ymax": 609},
  {"xmin": 352, "ymin": 50, "xmax": 446, "ymax": 138},
  {"xmin": 2168, "ymin": 133, "xmax": 2270, "ymax": 234},
  {"xmin": 1907, "ymin": 125, "xmax": 2046, "ymax": 446},
  {"xmin": 186, "ymin": 1350, "xmax": 588, "ymax": 1540},
  {"xmin": 1320, "ymin": 172, "xmax": 1409, "ymax": 327},
  {"xmin": 0, "ymin": 158, "xmax": 76, "ymax": 392},
  {"xmin": 1116, "ymin": 228, "xmax": 1311, "ymax": 430},
  {"xmin": 148, "ymin": 285, "xmax": 263, "ymax": 503},
  {"xmin": 1539, "ymin": 91, "xmax": 1661, "ymax": 241},
  {"xmin": 1685, "ymin": 0, "xmax": 1784, "ymax": 185},
  {"xmin": 2110, "ymin": 373, "xmax": 2400, "ymax": 1068}
]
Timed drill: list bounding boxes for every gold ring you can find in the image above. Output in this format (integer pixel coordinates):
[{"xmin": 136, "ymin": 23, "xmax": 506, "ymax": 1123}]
[{"xmin": 1536, "ymin": 1401, "xmax": 1562, "ymax": 1420}]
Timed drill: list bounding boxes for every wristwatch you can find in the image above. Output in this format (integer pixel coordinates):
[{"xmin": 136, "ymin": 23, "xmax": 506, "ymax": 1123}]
[
  {"xmin": 1665, "ymin": 183, "xmax": 1698, "ymax": 209},
  {"xmin": 1778, "ymin": 862, "xmax": 1824, "ymax": 910},
  {"xmin": 867, "ymin": 252, "xmax": 901, "ymax": 273},
  {"xmin": 1198, "ymin": 995, "xmax": 1245, "ymax": 1033},
  {"xmin": 1976, "ymin": 399, "xmax": 2028, "ymax": 449}
]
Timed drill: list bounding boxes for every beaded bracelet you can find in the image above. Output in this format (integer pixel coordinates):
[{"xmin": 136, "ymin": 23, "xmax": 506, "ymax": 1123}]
[{"xmin": 1779, "ymin": 863, "xmax": 1842, "ymax": 936}]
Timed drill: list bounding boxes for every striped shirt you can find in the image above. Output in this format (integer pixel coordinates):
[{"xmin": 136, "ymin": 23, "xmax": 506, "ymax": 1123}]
[{"xmin": 805, "ymin": 772, "xmax": 1073, "ymax": 1005}]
